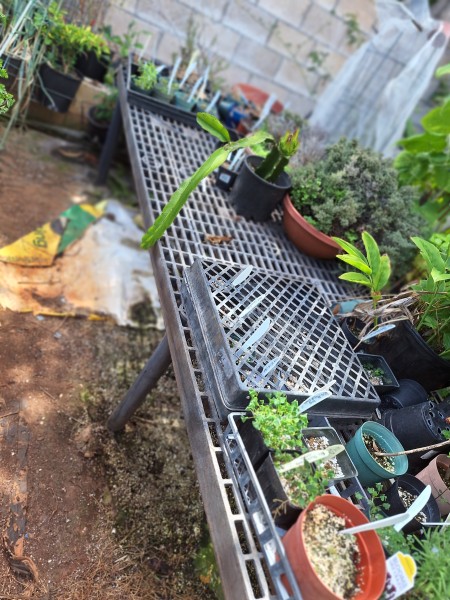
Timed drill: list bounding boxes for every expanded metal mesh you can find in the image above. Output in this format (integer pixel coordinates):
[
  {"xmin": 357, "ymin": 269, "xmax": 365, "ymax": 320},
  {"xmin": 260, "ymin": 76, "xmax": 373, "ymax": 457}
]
[{"xmin": 128, "ymin": 102, "xmax": 356, "ymax": 305}]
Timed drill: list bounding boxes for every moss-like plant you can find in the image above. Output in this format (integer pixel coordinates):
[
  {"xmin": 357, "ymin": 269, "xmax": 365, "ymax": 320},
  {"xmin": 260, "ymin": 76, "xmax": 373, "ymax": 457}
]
[
  {"xmin": 289, "ymin": 138, "xmax": 428, "ymax": 278},
  {"xmin": 243, "ymin": 390, "xmax": 333, "ymax": 509}
]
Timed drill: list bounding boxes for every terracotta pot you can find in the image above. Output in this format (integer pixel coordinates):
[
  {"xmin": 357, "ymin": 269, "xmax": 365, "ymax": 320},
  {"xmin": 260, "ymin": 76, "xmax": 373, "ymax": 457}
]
[
  {"xmin": 231, "ymin": 82, "xmax": 284, "ymax": 113},
  {"xmin": 282, "ymin": 495, "xmax": 386, "ymax": 599},
  {"xmin": 416, "ymin": 454, "xmax": 450, "ymax": 516},
  {"xmin": 282, "ymin": 195, "xmax": 340, "ymax": 259}
]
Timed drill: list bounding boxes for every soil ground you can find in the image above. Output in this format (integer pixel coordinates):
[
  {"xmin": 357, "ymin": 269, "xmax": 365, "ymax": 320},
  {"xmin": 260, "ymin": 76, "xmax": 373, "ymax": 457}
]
[{"xmin": 0, "ymin": 127, "xmax": 218, "ymax": 599}]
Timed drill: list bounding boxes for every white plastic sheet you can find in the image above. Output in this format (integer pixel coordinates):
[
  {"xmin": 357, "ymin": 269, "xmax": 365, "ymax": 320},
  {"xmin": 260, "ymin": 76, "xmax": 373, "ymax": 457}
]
[
  {"xmin": 310, "ymin": 0, "xmax": 450, "ymax": 155},
  {"xmin": 0, "ymin": 201, "xmax": 163, "ymax": 329}
]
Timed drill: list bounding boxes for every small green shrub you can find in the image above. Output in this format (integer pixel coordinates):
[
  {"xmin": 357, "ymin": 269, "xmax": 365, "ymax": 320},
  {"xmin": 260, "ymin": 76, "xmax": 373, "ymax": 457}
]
[{"xmin": 289, "ymin": 138, "xmax": 428, "ymax": 278}]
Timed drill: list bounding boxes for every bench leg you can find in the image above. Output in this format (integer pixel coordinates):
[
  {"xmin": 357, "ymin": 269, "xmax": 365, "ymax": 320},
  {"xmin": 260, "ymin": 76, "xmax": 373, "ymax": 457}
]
[{"xmin": 107, "ymin": 334, "xmax": 172, "ymax": 431}]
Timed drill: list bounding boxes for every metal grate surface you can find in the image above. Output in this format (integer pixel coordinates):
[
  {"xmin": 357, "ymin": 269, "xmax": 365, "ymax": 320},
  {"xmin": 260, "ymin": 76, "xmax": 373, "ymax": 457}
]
[
  {"xmin": 126, "ymin": 85, "xmax": 358, "ymax": 305},
  {"xmin": 182, "ymin": 259, "xmax": 380, "ymax": 420}
]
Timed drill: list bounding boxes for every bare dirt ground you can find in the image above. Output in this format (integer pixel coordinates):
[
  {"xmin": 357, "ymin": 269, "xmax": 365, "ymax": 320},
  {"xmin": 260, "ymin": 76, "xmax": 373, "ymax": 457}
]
[{"xmin": 0, "ymin": 127, "xmax": 218, "ymax": 599}]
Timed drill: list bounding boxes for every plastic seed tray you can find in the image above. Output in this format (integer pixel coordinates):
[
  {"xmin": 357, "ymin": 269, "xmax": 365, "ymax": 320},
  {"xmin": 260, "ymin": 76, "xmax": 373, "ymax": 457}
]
[
  {"xmin": 126, "ymin": 56, "xmax": 206, "ymax": 129},
  {"xmin": 182, "ymin": 258, "xmax": 380, "ymax": 421}
]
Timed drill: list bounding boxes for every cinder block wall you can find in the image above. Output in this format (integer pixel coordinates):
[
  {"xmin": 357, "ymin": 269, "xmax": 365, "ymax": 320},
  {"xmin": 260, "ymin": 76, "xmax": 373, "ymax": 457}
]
[{"xmin": 104, "ymin": 0, "xmax": 377, "ymax": 117}]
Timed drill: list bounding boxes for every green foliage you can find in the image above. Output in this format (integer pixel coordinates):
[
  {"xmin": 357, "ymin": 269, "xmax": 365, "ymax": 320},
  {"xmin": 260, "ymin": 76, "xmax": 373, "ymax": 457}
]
[
  {"xmin": 343, "ymin": 13, "xmax": 365, "ymax": 48},
  {"xmin": 333, "ymin": 232, "xmax": 391, "ymax": 309},
  {"xmin": 365, "ymin": 483, "xmax": 414, "ymax": 556},
  {"xmin": 289, "ymin": 138, "xmax": 428, "ymax": 279},
  {"xmin": 100, "ymin": 21, "xmax": 147, "ymax": 60},
  {"xmin": 407, "ymin": 527, "xmax": 450, "ymax": 599},
  {"xmin": 0, "ymin": 60, "xmax": 14, "ymax": 115},
  {"xmin": 255, "ymin": 128, "xmax": 299, "ymax": 183},
  {"xmin": 141, "ymin": 113, "xmax": 279, "ymax": 248},
  {"xmin": 132, "ymin": 61, "xmax": 158, "ymax": 92},
  {"xmin": 243, "ymin": 390, "xmax": 332, "ymax": 509},
  {"xmin": 36, "ymin": 2, "xmax": 109, "ymax": 74},
  {"xmin": 94, "ymin": 86, "xmax": 118, "ymax": 123},
  {"xmin": 242, "ymin": 390, "xmax": 307, "ymax": 450},
  {"xmin": 395, "ymin": 66, "xmax": 450, "ymax": 228},
  {"xmin": 410, "ymin": 236, "xmax": 450, "ymax": 358}
]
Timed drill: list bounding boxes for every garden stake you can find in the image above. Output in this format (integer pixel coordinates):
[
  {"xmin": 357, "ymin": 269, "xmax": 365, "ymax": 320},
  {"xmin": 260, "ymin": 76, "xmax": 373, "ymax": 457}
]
[{"xmin": 374, "ymin": 438, "xmax": 450, "ymax": 458}]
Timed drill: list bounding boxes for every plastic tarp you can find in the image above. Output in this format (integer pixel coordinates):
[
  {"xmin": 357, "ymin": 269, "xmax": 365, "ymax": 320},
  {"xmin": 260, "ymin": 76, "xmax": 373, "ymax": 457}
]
[
  {"xmin": 0, "ymin": 201, "xmax": 163, "ymax": 328},
  {"xmin": 309, "ymin": 0, "xmax": 450, "ymax": 155}
]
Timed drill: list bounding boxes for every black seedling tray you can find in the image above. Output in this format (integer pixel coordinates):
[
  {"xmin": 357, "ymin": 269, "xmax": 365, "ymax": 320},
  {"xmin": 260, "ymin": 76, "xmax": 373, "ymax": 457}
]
[
  {"xmin": 127, "ymin": 57, "xmax": 207, "ymax": 129},
  {"xmin": 181, "ymin": 259, "xmax": 380, "ymax": 421},
  {"xmin": 357, "ymin": 352, "xmax": 400, "ymax": 394}
]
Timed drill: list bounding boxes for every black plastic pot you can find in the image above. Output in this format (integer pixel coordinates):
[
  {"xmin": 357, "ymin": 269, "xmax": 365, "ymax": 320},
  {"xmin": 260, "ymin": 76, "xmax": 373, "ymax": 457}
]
[
  {"xmin": 380, "ymin": 401, "xmax": 450, "ymax": 473},
  {"xmin": 235, "ymin": 416, "xmax": 269, "ymax": 472},
  {"xmin": 376, "ymin": 474, "xmax": 441, "ymax": 534},
  {"xmin": 381, "ymin": 379, "xmax": 428, "ymax": 410},
  {"xmin": 229, "ymin": 155, "xmax": 291, "ymax": 222},
  {"xmin": 357, "ymin": 353, "xmax": 399, "ymax": 394},
  {"xmin": 256, "ymin": 453, "xmax": 301, "ymax": 529},
  {"xmin": 75, "ymin": 50, "xmax": 109, "ymax": 82},
  {"xmin": 38, "ymin": 63, "xmax": 82, "ymax": 113},
  {"xmin": 369, "ymin": 319, "xmax": 450, "ymax": 392},
  {"xmin": 87, "ymin": 106, "xmax": 110, "ymax": 144},
  {"xmin": 339, "ymin": 317, "xmax": 374, "ymax": 350}
]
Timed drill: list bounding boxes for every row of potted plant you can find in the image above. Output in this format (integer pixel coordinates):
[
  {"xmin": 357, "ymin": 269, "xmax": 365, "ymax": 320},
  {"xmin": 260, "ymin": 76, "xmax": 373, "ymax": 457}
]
[{"xmin": 240, "ymin": 387, "xmax": 450, "ymax": 599}]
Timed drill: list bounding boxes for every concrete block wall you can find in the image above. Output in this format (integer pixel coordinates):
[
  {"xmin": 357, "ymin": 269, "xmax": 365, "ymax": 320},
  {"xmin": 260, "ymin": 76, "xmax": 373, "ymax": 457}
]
[{"xmin": 104, "ymin": 0, "xmax": 377, "ymax": 117}]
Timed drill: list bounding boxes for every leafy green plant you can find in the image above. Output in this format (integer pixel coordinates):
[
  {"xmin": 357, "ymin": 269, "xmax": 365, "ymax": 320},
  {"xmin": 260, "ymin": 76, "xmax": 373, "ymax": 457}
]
[
  {"xmin": 410, "ymin": 236, "xmax": 450, "ymax": 358},
  {"xmin": 242, "ymin": 390, "xmax": 333, "ymax": 509},
  {"xmin": 94, "ymin": 85, "xmax": 118, "ymax": 123},
  {"xmin": 132, "ymin": 61, "xmax": 158, "ymax": 92},
  {"xmin": 0, "ymin": 59, "xmax": 14, "ymax": 115},
  {"xmin": 100, "ymin": 21, "xmax": 146, "ymax": 60},
  {"xmin": 242, "ymin": 390, "xmax": 307, "ymax": 450},
  {"xmin": 333, "ymin": 232, "xmax": 391, "ymax": 313},
  {"xmin": 395, "ymin": 65, "xmax": 450, "ymax": 228},
  {"xmin": 141, "ymin": 113, "xmax": 298, "ymax": 248},
  {"xmin": 406, "ymin": 527, "xmax": 450, "ymax": 599},
  {"xmin": 36, "ymin": 2, "xmax": 109, "ymax": 75},
  {"xmin": 289, "ymin": 138, "xmax": 427, "ymax": 278}
]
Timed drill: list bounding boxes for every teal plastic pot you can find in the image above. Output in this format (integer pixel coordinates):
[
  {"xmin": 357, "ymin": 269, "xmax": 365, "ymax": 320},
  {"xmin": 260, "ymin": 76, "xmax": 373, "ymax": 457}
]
[{"xmin": 346, "ymin": 421, "xmax": 408, "ymax": 487}]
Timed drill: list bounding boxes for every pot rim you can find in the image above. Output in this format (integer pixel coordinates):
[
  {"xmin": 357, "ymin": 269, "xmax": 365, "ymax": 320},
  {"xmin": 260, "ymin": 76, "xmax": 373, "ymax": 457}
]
[
  {"xmin": 244, "ymin": 154, "xmax": 291, "ymax": 190},
  {"xmin": 283, "ymin": 195, "xmax": 341, "ymax": 251}
]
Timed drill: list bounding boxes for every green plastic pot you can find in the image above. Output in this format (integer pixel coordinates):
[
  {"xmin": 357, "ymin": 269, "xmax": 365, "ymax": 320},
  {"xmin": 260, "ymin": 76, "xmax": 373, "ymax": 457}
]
[{"xmin": 345, "ymin": 422, "xmax": 408, "ymax": 487}]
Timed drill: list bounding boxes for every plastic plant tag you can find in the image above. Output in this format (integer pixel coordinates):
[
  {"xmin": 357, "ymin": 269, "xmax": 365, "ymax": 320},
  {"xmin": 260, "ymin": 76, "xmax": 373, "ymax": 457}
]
[
  {"xmin": 205, "ymin": 90, "xmax": 221, "ymax": 113},
  {"xmin": 178, "ymin": 60, "xmax": 197, "ymax": 91},
  {"xmin": 277, "ymin": 444, "xmax": 345, "ymax": 474},
  {"xmin": 187, "ymin": 75, "xmax": 204, "ymax": 103},
  {"xmin": 167, "ymin": 56, "xmax": 182, "ymax": 94},
  {"xmin": 383, "ymin": 552, "xmax": 416, "ymax": 600},
  {"xmin": 340, "ymin": 486, "xmax": 432, "ymax": 535},
  {"xmin": 360, "ymin": 323, "xmax": 396, "ymax": 342},
  {"xmin": 234, "ymin": 318, "xmax": 271, "ymax": 359},
  {"xmin": 237, "ymin": 293, "xmax": 268, "ymax": 321},
  {"xmin": 251, "ymin": 93, "xmax": 277, "ymax": 131},
  {"xmin": 298, "ymin": 390, "xmax": 332, "ymax": 414},
  {"xmin": 261, "ymin": 357, "xmax": 281, "ymax": 378},
  {"xmin": 231, "ymin": 265, "xmax": 253, "ymax": 288}
]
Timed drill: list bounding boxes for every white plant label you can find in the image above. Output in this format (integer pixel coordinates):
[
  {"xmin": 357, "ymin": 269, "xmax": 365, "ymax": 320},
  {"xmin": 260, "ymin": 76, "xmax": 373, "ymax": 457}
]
[
  {"xmin": 383, "ymin": 552, "xmax": 416, "ymax": 599},
  {"xmin": 298, "ymin": 390, "xmax": 332, "ymax": 414},
  {"xmin": 277, "ymin": 444, "xmax": 344, "ymax": 473},
  {"xmin": 360, "ymin": 323, "xmax": 396, "ymax": 342}
]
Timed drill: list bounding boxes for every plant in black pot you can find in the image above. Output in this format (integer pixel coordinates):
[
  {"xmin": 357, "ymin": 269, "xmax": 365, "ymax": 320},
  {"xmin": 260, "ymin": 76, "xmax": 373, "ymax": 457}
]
[
  {"xmin": 35, "ymin": 2, "xmax": 85, "ymax": 113},
  {"xmin": 335, "ymin": 234, "xmax": 450, "ymax": 391},
  {"xmin": 229, "ymin": 128, "xmax": 299, "ymax": 222},
  {"xmin": 131, "ymin": 60, "xmax": 158, "ymax": 96},
  {"xmin": 140, "ymin": 112, "xmax": 293, "ymax": 248},
  {"xmin": 87, "ymin": 85, "xmax": 118, "ymax": 144},
  {"xmin": 242, "ymin": 390, "xmax": 346, "ymax": 528},
  {"xmin": 74, "ymin": 28, "xmax": 111, "ymax": 82}
]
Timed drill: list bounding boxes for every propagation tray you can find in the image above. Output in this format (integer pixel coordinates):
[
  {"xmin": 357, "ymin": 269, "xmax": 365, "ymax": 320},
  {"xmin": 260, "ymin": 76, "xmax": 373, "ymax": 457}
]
[
  {"xmin": 182, "ymin": 258, "xmax": 380, "ymax": 420},
  {"xmin": 126, "ymin": 56, "xmax": 203, "ymax": 129}
]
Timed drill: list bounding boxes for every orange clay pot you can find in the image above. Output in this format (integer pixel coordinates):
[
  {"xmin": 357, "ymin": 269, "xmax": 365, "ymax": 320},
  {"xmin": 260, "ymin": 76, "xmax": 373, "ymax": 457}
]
[{"xmin": 282, "ymin": 495, "xmax": 386, "ymax": 600}]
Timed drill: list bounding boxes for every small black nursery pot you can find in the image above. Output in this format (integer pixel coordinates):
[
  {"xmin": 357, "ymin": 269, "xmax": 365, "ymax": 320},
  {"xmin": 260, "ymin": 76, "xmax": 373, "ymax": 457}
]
[
  {"xmin": 376, "ymin": 474, "xmax": 441, "ymax": 534},
  {"xmin": 381, "ymin": 379, "xmax": 428, "ymax": 410},
  {"xmin": 357, "ymin": 353, "xmax": 399, "ymax": 395}
]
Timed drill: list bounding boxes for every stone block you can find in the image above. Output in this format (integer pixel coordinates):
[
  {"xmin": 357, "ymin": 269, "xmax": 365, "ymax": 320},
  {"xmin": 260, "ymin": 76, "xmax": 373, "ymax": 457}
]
[
  {"xmin": 258, "ymin": 0, "xmax": 310, "ymax": 26},
  {"xmin": 221, "ymin": 63, "xmax": 252, "ymax": 91},
  {"xmin": 336, "ymin": 0, "xmax": 377, "ymax": 34},
  {"xmin": 268, "ymin": 22, "xmax": 315, "ymax": 59},
  {"xmin": 323, "ymin": 50, "xmax": 347, "ymax": 77},
  {"xmin": 233, "ymin": 38, "xmax": 281, "ymax": 77},
  {"xmin": 301, "ymin": 3, "xmax": 348, "ymax": 48},
  {"xmin": 135, "ymin": 0, "xmax": 190, "ymax": 34},
  {"xmin": 179, "ymin": 0, "xmax": 227, "ymax": 21},
  {"xmin": 274, "ymin": 56, "xmax": 321, "ymax": 96},
  {"xmin": 197, "ymin": 22, "xmax": 241, "ymax": 61},
  {"xmin": 284, "ymin": 90, "xmax": 316, "ymax": 118},
  {"xmin": 156, "ymin": 31, "xmax": 185, "ymax": 64},
  {"xmin": 223, "ymin": 2, "xmax": 275, "ymax": 44}
]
